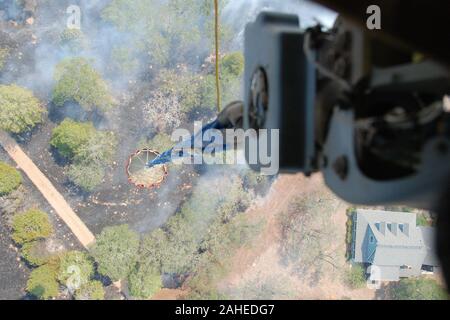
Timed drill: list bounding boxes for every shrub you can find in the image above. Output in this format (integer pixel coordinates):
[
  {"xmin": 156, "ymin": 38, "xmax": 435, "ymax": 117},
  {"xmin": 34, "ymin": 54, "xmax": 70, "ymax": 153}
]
[
  {"xmin": 416, "ymin": 213, "xmax": 430, "ymax": 227},
  {"xmin": 243, "ymin": 169, "xmax": 267, "ymax": 191},
  {"xmin": 389, "ymin": 278, "xmax": 448, "ymax": 300},
  {"xmin": 21, "ymin": 240, "xmax": 53, "ymax": 266},
  {"xmin": 140, "ymin": 221, "xmax": 197, "ymax": 275},
  {"xmin": 72, "ymin": 131, "xmax": 117, "ymax": 166},
  {"xmin": 221, "ymin": 52, "xmax": 244, "ymax": 78},
  {"xmin": 278, "ymin": 194, "xmax": 338, "ymax": 281},
  {"xmin": 198, "ymin": 74, "xmax": 221, "ymax": 110},
  {"xmin": 91, "ymin": 224, "xmax": 140, "ymax": 281},
  {"xmin": 51, "ymin": 120, "xmax": 117, "ymax": 191},
  {"xmin": 155, "ymin": 69, "xmax": 202, "ymax": 113},
  {"xmin": 59, "ymin": 29, "xmax": 87, "ymax": 53},
  {"xmin": 197, "ymin": 72, "xmax": 242, "ymax": 111},
  {"xmin": 344, "ymin": 264, "xmax": 367, "ymax": 289},
  {"xmin": 101, "ymin": 0, "xmax": 212, "ymax": 66},
  {"xmin": 143, "ymin": 90, "xmax": 183, "ymax": 133},
  {"xmin": 67, "ymin": 163, "xmax": 105, "ymax": 192},
  {"xmin": 148, "ymin": 133, "xmax": 173, "ymax": 152},
  {"xmin": 0, "ymin": 84, "xmax": 45, "ymax": 134},
  {"xmin": 0, "ymin": 47, "xmax": 9, "ymax": 71},
  {"xmin": 138, "ymin": 174, "xmax": 254, "ymax": 281},
  {"xmin": 231, "ymin": 275, "xmax": 293, "ymax": 300},
  {"xmin": 57, "ymin": 251, "xmax": 94, "ymax": 287},
  {"xmin": 50, "ymin": 119, "xmax": 96, "ymax": 159},
  {"xmin": 111, "ymin": 46, "xmax": 139, "ymax": 75},
  {"xmin": 12, "ymin": 209, "xmax": 53, "ymax": 244},
  {"xmin": 139, "ymin": 228, "xmax": 170, "ymax": 272},
  {"xmin": 52, "ymin": 57, "xmax": 114, "ymax": 111},
  {"xmin": 128, "ymin": 264, "xmax": 162, "ymax": 299},
  {"xmin": 345, "ymin": 208, "xmax": 355, "ymax": 260},
  {"xmin": 74, "ymin": 281, "xmax": 105, "ymax": 300},
  {"xmin": 0, "ymin": 162, "xmax": 22, "ymax": 196},
  {"xmin": 26, "ymin": 264, "xmax": 59, "ymax": 300}
]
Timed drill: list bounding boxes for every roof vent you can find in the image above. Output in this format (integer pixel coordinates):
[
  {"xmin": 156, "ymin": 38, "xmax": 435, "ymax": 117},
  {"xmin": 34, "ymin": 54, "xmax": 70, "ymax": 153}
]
[
  {"xmin": 401, "ymin": 223, "xmax": 410, "ymax": 236},
  {"xmin": 375, "ymin": 222, "xmax": 386, "ymax": 235},
  {"xmin": 391, "ymin": 222, "xmax": 398, "ymax": 235}
]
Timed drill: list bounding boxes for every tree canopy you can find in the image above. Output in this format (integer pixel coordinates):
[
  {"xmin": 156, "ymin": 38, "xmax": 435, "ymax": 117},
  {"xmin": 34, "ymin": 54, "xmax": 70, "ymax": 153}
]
[
  {"xmin": 12, "ymin": 209, "xmax": 53, "ymax": 245},
  {"xmin": 21, "ymin": 240, "xmax": 54, "ymax": 267},
  {"xmin": 51, "ymin": 119, "xmax": 117, "ymax": 192},
  {"xmin": 139, "ymin": 175, "xmax": 251, "ymax": 276},
  {"xmin": 50, "ymin": 119, "xmax": 96, "ymax": 159},
  {"xmin": 101, "ymin": 0, "xmax": 221, "ymax": 66},
  {"xmin": 389, "ymin": 278, "xmax": 448, "ymax": 300},
  {"xmin": 52, "ymin": 57, "xmax": 114, "ymax": 111},
  {"xmin": 74, "ymin": 281, "xmax": 105, "ymax": 300},
  {"xmin": 344, "ymin": 264, "xmax": 367, "ymax": 289},
  {"xmin": 67, "ymin": 163, "xmax": 105, "ymax": 192},
  {"xmin": 57, "ymin": 251, "xmax": 94, "ymax": 287},
  {"xmin": 0, "ymin": 161, "xmax": 22, "ymax": 196},
  {"xmin": 0, "ymin": 84, "xmax": 45, "ymax": 134},
  {"xmin": 26, "ymin": 264, "xmax": 59, "ymax": 300},
  {"xmin": 128, "ymin": 264, "xmax": 162, "ymax": 299},
  {"xmin": 59, "ymin": 29, "xmax": 88, "ymax": 53},
  {"xmin": 148, "ymin": 133, "xmax": 173, "ymax": 152},
  {"xmin": 221, "ymin": 52, "xmax": 244, "ymax": 78},
  {"xmin": 91, "ymin": 224, "xmax": 140, "ymax": 281}
]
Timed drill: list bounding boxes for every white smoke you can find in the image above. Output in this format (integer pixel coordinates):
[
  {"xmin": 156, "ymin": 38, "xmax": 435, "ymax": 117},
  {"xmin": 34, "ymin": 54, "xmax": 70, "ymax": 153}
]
[{"xmin": 223, "ymin": 0, "xmax": 338, "ymax": 48}]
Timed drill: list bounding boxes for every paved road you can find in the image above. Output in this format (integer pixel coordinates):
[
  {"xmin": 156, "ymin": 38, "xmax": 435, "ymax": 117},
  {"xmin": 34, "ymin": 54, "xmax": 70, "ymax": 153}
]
[{"xmin": 0, "ymin": 131, "xmax": 95, "ymax": 248}]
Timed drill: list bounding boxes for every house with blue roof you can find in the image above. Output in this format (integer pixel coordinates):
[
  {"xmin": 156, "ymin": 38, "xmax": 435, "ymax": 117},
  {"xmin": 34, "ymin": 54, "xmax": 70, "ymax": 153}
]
[{"xmin": 351, "ymin": 209, "xmax": 439, "ymax": 282}]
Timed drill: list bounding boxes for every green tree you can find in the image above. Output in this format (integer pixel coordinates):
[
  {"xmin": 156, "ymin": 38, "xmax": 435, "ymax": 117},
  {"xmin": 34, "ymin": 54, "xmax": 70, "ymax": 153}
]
[
  {"xmin": 139, "ymin": 219, "xmax": 197, "ymax": 275},
  {"xmin": 51, "ymin": 120, "xmax": 116, "ymax": 192},
  {"xmin": 198, "ymin": 74, "xmax": 217, "ymax": 110},
  {"xmin": 0, "ymin": 84, "xmax": 45, "ymax": 134},
  {"xmin": 139, "ymin": 228, "xmax": 170, "ymax": 272},
  {"xmin": 128, "ymin": 264, "xmax": 162, "ymax": 299},
  {"xmin": 111, "ymin": 46, "xmax": 139, "ymax": 75},
  {"xmin": 221, "ymin": 52, "xmax": 244, "ymax": 78},
  {"xmin": 74, "ymin": 281, "xmax": 105, "ymax": 300},
  {"xmin": 160, "ymin": 214, "xmax": 199, "ymax": 274},
  {"xmin": 390, "ymin": 278, "xmax": 448, "ymax": 300},
  {"xmin": 26, "ymin": 264, "xmax": 59, "ymax": 300},
  {"xmin": 102, "ymin": 0, "xmax": 217, "ymax": 66},
  {"xmin": 72, "ymin": 131, "xmax": 117, "ymax": 166},
  {"xmin": 12, "ymin": 209, "xmax": 53, "ymax": 245},
  {"xmin": 52, "ymin": 57, "xmax": 114, "ymax": 111},
  {"xmin": 0, "ymin": 161, "xmax": 22, "ymax": 196},
  {"xmin": 344, "ymin": 264, "xmax": 367, "ymax": 289},
  {"xmin": 21, "ymin": 240, "xmax": 54, "ymax": 267},
  {"xmin": 57, "ymin": 251, "xmax": 94, "ymax": 286},
  {"xmin": 198, "ymin": 71, "xmax": 242, "ymax": 111},
  {"xmin": 148, "ymin": 133, "xmax": 173, "ymax": 152},
  {"xmin": 91, "ymin": 225, "xmax": 140, "ymax": 281},
  {"xmin": 138, "ymin": 175, "xmax": 252, "ymax": 280},
  {"xmin": 59, "ymin": 29, "xmax": 88, "ymax": 53},
  {"xmin": 50, "ymin": 119, "xmax": 96, "ymax": 159},
  {"xmin": 67, "ymin": 163, "xmax": 105, "ymax": 192}
]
